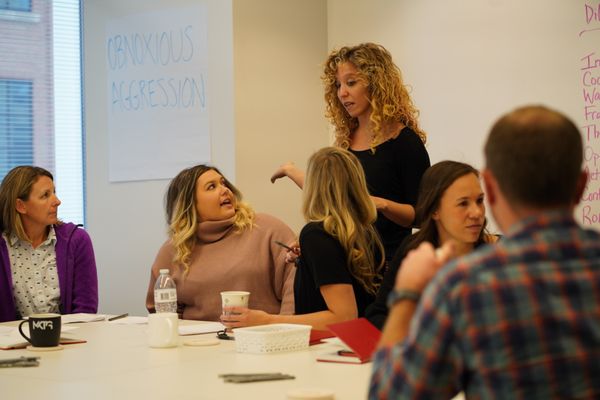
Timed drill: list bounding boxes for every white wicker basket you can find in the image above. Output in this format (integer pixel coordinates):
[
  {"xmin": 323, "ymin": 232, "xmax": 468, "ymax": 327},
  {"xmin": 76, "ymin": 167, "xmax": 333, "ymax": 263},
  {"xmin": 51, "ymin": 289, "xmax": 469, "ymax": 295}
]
[{"xmin": 234, "ymin": 324, "xmax": 311, "ymax": 354}]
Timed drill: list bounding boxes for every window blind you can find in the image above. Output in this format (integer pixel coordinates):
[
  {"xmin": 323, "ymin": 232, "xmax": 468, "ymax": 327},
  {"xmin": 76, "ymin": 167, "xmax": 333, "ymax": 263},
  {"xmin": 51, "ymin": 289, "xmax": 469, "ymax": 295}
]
[{"xmin": 0, "ymin": 0, "xmax": 84, "ymax": 224}]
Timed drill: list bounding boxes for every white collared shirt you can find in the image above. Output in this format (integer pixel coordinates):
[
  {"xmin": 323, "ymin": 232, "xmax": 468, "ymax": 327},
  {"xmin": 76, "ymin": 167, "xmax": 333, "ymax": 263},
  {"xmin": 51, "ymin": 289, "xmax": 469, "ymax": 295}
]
[{"xmin": 4, "ymin": 227, "xmax": 61, "ymax": 317}]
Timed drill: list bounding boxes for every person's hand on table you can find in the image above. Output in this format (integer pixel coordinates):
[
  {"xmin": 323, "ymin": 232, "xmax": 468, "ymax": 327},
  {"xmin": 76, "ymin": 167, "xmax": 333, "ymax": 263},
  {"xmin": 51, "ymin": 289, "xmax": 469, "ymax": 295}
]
[{"xmin": 220, "ymin": 306, "xmax": 271, "ymax": 329}]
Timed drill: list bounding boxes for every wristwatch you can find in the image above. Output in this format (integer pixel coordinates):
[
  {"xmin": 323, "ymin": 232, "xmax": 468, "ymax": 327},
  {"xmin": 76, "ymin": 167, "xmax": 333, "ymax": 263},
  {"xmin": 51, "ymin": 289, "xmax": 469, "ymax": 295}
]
[{"xmin": 386, "ymin": 288, "xmax": 421, "ymax": 308}]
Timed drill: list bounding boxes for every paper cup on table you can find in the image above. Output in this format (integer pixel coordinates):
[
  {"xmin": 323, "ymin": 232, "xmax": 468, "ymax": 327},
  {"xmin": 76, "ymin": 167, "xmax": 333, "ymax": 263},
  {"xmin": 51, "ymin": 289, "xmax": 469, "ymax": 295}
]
[{"xmin": 220, "ymin": 291, "xmax": 250, "ymax": 317}]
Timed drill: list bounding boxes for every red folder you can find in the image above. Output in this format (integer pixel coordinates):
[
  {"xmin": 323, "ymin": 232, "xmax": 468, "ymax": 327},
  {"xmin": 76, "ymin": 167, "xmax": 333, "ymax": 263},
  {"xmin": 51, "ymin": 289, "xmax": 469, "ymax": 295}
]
[
  {"xmin": 309, "ymin": 329, "xmax": 336, "ymax": 345},
  {"xmin": 316, "ymin": 318, "xmax": 381, "ymax": 364}
]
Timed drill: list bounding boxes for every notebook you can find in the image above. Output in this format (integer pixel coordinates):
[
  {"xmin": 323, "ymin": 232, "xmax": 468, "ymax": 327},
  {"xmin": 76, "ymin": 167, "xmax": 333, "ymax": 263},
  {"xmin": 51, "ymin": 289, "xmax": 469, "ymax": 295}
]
[
  {"xmin": 309, "ymin": 329, "xmax": 336, "ymax": 345},
  {"xmin": 316, "ymin": 318, "xmax": 381, "ymax": 364}
]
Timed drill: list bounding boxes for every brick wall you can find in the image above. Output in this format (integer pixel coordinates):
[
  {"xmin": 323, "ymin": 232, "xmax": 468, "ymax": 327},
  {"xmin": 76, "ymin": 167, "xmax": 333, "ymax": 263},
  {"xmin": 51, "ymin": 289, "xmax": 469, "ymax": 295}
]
[{"xmin": 0, "ymin": 0, "xmax": 55, "ymax": 171}]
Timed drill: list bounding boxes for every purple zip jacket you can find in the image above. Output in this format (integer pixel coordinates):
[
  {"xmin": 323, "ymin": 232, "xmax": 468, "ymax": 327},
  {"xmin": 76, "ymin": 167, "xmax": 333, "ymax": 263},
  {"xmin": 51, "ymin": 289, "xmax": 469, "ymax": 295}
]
[{"xmin": 0, "ymin": 222, "xmax": 98, "ymax": 322}]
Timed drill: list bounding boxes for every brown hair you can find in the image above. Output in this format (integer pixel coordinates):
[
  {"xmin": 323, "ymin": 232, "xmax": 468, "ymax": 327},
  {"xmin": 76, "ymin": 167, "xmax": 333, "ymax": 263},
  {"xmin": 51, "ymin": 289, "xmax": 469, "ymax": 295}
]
[
  {"xmin": 322, "ymin": 42, "xmax": 426, "ymax": 150},
  {"xmin": 484, "ymin": 105, "xmax": 583, "ymax": 208},
  {"xmin": 405, "ymin": 161, "xmax": 489, "ymax": 251},
  {"xmin": 0, "ymin": 166, "xmax": 55, "ymax": 244}
]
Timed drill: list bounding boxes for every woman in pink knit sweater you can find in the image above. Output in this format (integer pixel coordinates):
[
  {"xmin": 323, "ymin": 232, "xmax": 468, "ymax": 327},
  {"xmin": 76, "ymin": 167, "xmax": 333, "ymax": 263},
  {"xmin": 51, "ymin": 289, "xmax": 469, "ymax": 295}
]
[{"xmin": 145, "ymin": 165, "xmax": 296, "ymax": 321}]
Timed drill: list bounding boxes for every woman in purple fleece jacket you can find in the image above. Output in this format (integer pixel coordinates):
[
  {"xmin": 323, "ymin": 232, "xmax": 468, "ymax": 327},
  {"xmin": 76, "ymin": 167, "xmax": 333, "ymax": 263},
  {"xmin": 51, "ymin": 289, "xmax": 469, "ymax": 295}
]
[{"xmin": 0, "ymin": 166, "xmax": 98, "ymax": 322}]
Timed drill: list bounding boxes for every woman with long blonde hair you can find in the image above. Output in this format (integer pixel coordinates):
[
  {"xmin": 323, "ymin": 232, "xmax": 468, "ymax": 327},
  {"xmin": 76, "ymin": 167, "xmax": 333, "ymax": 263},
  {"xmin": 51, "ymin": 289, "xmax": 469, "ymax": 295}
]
[
  {"xmin": 145, "ymin": 165, "xmax": 296, "ymax": 321},
  {"xmin": 222, "ymin": 147, "xmax": 384, "ymax": 330},
  {"xmin": 272, "ymin": 43, "xmax": 430, "ymax": 260}
]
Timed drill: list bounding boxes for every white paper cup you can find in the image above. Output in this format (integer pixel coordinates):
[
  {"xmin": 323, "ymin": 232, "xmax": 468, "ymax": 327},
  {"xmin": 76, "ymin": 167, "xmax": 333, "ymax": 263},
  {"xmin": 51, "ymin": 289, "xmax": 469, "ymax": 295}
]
[{"xmin": 220, "ymin": 291, "xmax": 250, "ymax": 316}]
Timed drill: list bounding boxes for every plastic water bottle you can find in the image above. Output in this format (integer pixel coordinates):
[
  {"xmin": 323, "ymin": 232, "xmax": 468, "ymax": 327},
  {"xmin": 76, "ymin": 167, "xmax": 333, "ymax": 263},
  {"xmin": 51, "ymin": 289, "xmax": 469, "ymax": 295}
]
[{"xmin": 154, "ymin": 269, "xmax": 177, "ymax": 313}]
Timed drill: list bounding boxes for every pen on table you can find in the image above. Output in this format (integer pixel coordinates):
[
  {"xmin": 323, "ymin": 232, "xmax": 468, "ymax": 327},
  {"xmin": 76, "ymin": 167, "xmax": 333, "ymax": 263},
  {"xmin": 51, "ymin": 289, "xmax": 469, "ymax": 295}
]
[
  {"xmin": 0, "ymin": 356, "xmax": 40, "ymax": 368},
  {"xmin": 107, "ymin": 313, "xmax": 129, "ymax": 322}
]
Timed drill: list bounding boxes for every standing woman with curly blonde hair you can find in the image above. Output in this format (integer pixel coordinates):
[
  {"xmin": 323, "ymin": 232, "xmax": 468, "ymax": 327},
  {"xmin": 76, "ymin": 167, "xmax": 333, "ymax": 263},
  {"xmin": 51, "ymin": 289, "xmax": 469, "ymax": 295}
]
[
  {"xmin": 145, "ymin": 165, "xmax": 296, "ymax": 321},
  {"xmin": 272, "ymin": 43, "xmax": 430, "ymax": 260}
]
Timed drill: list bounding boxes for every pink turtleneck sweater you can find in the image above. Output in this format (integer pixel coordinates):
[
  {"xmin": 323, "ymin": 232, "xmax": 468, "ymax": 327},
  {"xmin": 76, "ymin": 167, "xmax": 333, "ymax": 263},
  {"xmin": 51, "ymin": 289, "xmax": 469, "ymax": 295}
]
[{"xmin": 146, "ymin": 213, "xmax": 296, "ymax": 321}]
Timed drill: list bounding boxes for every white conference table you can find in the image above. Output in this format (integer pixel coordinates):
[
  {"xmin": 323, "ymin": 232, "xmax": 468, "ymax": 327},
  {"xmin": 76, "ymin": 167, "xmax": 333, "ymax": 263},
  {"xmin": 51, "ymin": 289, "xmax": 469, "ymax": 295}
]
[{"xmin": 0, "ymin": 318, "xmax": 371, "ymax": 400}]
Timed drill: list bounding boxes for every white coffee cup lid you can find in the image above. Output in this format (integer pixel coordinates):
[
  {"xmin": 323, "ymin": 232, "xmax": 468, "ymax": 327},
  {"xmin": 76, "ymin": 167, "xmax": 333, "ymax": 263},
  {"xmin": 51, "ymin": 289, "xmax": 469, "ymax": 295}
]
[{"xmin": 286, "ymin": 388, "xmax": 335, "ymax": 400}]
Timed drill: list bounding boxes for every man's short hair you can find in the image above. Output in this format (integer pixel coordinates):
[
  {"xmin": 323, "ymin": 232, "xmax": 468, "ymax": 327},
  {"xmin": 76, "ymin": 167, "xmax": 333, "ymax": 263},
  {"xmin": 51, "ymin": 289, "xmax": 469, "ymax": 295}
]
[{"xmin": 484, "ymin": 105, "xmax": 583, "ymax": 208}]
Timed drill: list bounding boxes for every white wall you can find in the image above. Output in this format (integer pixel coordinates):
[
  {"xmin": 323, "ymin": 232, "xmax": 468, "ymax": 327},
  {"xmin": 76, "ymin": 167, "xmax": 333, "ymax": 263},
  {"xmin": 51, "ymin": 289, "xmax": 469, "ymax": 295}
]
[
  {"xmin": 233, "ymin": 0, "xmax": 329, "ymax": 233},
  {"xmin": 327, "ymin": 0, "xmax": 595, "ymax": 231},
  {"xmin": 83, "ymin": 0, "xmax": 328, "ymax": 315},
  {"xmin": 85, "ymin": 0, "xmax": 597, "ymax": 314},
  {"xmin": 83, "ymin": 0, "xmax": 234, "ymax": 315}
]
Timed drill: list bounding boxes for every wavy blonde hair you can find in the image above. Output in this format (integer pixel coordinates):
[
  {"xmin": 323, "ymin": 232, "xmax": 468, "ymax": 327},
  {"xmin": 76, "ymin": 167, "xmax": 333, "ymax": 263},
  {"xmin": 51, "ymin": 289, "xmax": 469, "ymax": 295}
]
[
  {"xmin": 303, "ymin": 147, "xmax": 384, "ymax": 295},
  {"xmin": 165, "ymin": 165, "xmax": 255, "ymax": 275},
  {"xmin": 322, "ymin": 42, "xmax": 427, "ymax": 149}
]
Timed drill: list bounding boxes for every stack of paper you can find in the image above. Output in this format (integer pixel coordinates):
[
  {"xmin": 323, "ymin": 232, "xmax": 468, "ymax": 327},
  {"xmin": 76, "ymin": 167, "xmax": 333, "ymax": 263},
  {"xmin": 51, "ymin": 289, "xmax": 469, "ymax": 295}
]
[
  {"xmin": 62, "ymin": 313, "xmax": 107, "ymax": 324},
  {"xmin": 178, "ymin": 322, "xmax": 225, "ymax": 335}
]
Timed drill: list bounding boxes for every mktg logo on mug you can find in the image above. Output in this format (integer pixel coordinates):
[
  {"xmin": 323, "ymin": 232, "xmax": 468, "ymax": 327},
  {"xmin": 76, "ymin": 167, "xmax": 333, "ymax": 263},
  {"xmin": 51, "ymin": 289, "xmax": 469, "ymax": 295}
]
[
  {"xmin": 32, "ymin": 320, "xmax": 54, "ymax": 330},
  {"xmin": 19, "ymin": 313, "xmax": 62, "ymax": 348}
]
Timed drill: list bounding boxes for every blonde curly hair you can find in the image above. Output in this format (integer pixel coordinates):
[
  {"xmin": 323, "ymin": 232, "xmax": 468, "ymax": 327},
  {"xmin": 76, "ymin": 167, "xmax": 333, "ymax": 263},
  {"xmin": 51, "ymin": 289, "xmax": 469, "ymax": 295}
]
[
  {"xmin": 303, "ymin": 147, "xmax": 384, "ymax": 295},
  {"xmin": 165, "ymin": 165, "xmax": 255, "ymax": 276},
  {"xmin": 322, "ymin": 43, "xmax": 426, "ymax": 149}
]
